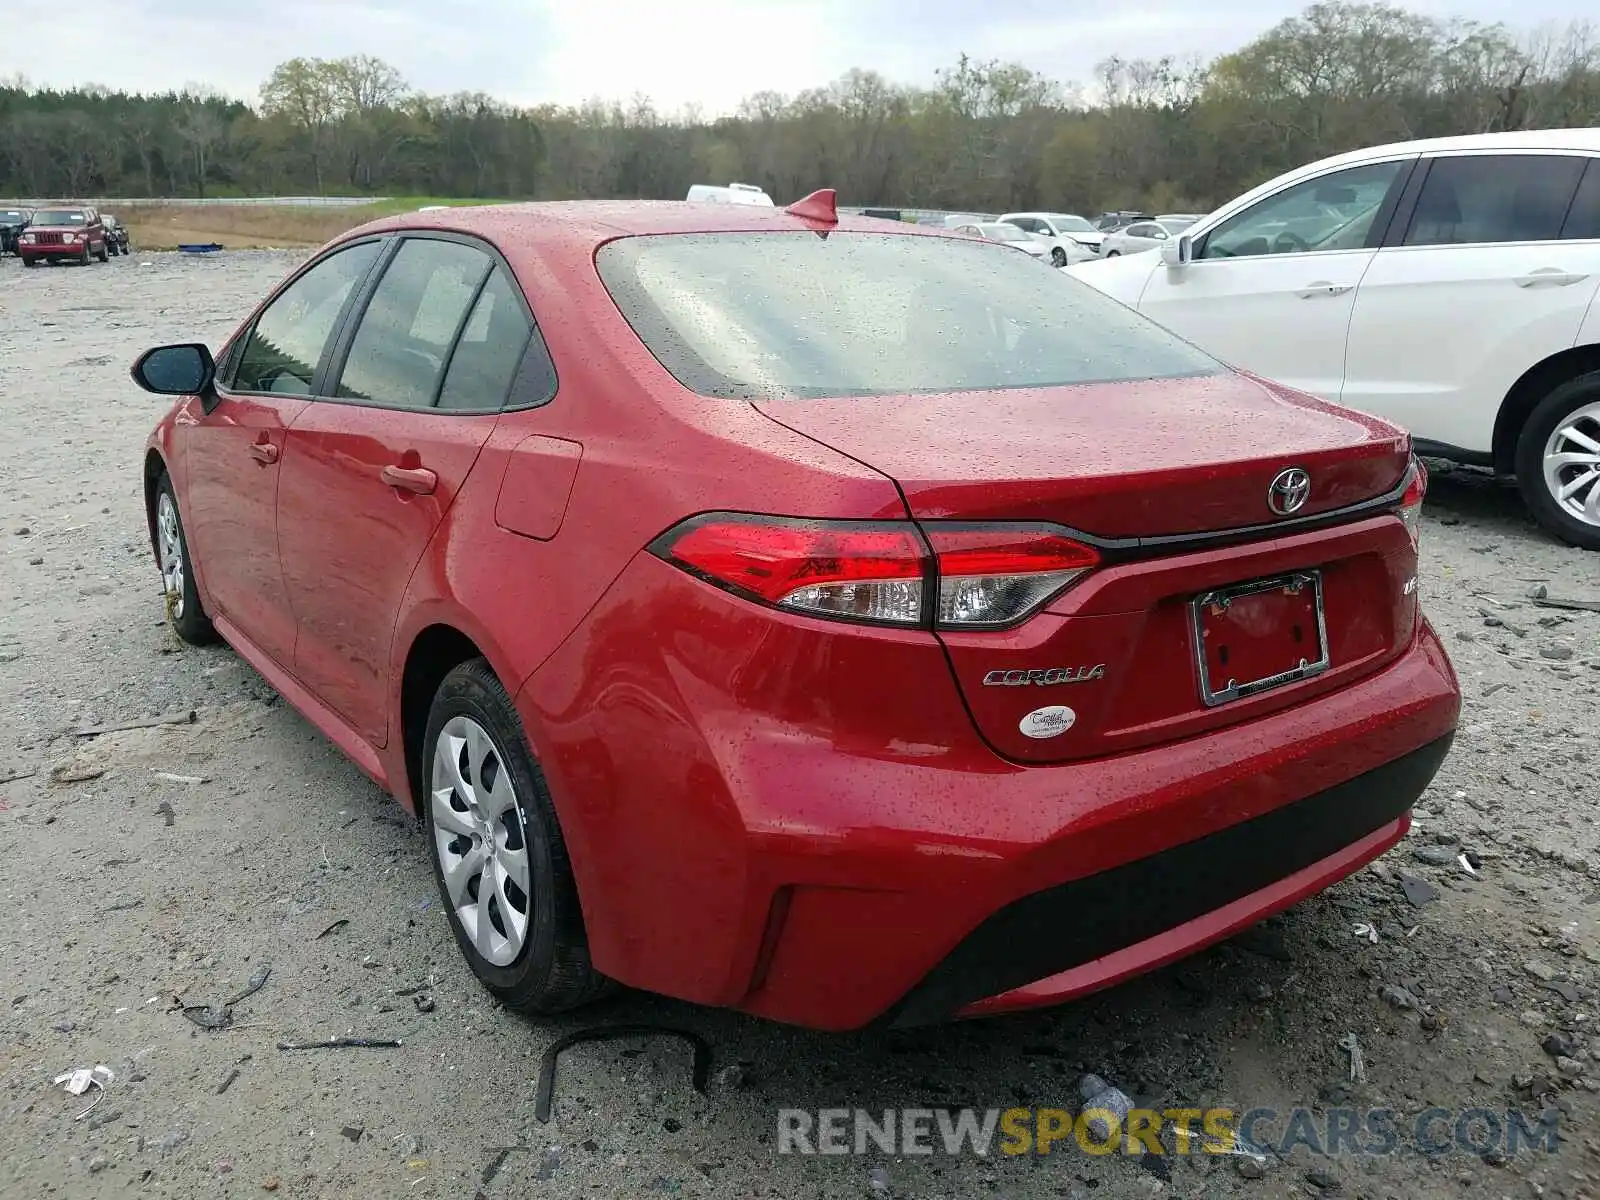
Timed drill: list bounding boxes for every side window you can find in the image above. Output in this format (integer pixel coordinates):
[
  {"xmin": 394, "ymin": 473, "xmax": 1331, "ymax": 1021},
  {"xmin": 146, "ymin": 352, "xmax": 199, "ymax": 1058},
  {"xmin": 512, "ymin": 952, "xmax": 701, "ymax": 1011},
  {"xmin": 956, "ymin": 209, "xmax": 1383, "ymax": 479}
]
[
  {"xmin": 335, "ymin": 238, "xmax": 490, "ymax": 409},
  {"xmin": 1403, "ymin": 154, "xmax": 1586, "ymax": 247},
  {"xmin": 1126, "ymin": 223, "xmax": 1156, "ymax": 239},
  {"xmin": 234, "ymin": 240, "xmax": 382, "ymax": 395},
  {"xmin": 1199, "ymin": 160, "xmax": 1407, "ymax": 260},
  {"xmin": 437, "ymin": 267, "xmax": 535, "ymax": 411},
  {"xmin": 1561, "ymin": 159, "xmax": 1600, "ymax": 241}
]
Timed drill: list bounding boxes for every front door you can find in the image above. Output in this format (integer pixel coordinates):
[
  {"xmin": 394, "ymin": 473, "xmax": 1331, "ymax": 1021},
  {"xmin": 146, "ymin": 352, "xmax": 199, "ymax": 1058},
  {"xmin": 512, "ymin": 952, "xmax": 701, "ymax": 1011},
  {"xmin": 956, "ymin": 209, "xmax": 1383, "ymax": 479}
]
[
  {"xmin": 180, "ymin": 239, "xmax": 385, "ymax": 666},
  {"xmin": 276, "ymin": 237, "xmax": 533, "ymax": 747},
  {"xmin": 1136, "ymin": 158, "xmax": 1415, "ymax": 402}
]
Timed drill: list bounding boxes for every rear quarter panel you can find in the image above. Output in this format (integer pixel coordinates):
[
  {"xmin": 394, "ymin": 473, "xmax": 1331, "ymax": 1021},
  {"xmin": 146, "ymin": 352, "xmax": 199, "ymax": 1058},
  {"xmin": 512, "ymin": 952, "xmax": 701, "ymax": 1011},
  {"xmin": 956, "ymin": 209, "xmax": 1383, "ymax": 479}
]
[{"xmin": 384, "ymin": 230, "xmax": 909, "ymax": 802}]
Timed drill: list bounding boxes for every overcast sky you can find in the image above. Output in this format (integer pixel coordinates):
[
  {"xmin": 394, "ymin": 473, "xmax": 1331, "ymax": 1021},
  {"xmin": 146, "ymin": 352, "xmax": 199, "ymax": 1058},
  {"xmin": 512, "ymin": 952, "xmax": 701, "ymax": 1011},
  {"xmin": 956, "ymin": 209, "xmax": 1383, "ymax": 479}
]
[{"xmin": 4, "ymin": 0, "xmax": 1593, "ymax": 114}]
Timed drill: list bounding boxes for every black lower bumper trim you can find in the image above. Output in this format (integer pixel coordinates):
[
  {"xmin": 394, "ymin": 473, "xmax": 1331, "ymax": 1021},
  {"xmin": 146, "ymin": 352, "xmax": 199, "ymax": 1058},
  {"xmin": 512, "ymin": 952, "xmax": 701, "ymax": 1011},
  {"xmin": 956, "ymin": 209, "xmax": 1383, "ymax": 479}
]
[{"xmin": 883, "ymin": 733, "xmax": 1454, "ymax": 1028}]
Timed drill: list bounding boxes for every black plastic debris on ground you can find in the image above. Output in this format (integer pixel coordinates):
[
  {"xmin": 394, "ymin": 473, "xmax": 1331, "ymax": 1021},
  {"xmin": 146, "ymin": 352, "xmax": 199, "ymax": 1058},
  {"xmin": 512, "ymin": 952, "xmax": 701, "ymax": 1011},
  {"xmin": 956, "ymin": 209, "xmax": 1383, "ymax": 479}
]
[
  {"xmin": 534, "ymin": 1025, "xmax": 711, "ymax": 1123},
  {"xmin": 181, "ymin": 964, "xmax": 271, "ymax": 1033},
  {"xmin": 277, "ymin": 1037, "xmax": 401, "ymax": 1051}
]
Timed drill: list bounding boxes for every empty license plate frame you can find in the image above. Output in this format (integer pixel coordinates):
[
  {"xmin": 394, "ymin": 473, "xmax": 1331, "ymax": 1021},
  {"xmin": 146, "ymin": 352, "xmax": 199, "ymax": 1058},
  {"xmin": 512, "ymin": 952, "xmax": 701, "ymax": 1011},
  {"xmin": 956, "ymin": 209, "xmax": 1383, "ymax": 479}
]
[{"xmin": 1189, "ymin": 570, "xmax": 1330, "ymax": 708}]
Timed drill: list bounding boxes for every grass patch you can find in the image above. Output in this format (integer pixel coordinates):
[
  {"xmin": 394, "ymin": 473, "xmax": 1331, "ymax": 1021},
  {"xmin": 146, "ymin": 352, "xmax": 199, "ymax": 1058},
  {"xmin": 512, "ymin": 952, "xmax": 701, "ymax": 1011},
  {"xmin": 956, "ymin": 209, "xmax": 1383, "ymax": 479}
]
[{"xmin": 117, "ymin": 197, "xmax": 514, "ymax": 251}]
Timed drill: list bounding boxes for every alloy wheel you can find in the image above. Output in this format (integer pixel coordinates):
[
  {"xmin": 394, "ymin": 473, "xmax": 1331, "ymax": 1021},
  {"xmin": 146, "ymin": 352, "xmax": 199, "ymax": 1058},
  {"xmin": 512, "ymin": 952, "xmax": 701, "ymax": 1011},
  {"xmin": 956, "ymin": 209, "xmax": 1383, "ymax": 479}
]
[
  {"xmin": 1542, "ymin": 400, "xmax": 1600, "ymax": 528},
  {"xmin": 430, "ymin": 715, "xmax": 532, "ymax": 967},
  {"xmin": 156, "ymin": 492, "xmax": 185, "ymax": 619}
]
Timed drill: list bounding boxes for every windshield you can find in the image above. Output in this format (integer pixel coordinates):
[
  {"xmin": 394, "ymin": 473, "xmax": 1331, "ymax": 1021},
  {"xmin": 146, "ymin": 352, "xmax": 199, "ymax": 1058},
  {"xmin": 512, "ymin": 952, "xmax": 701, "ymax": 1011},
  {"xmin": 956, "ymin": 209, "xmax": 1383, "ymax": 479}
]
[
  {"xmin": 31, "ymin": 209, "xmax": 87, "ymax": 225},
  {"xmin": 1051, "ymin": 215, "xmax": 1095, "ymax": 232},
  {"xmin": 596, "ymin": 232, "xmax": 1221, "ymax": 400},
  {"xmin": 1, "ymin": 210, "xmax": 25, "ymax": 222}
]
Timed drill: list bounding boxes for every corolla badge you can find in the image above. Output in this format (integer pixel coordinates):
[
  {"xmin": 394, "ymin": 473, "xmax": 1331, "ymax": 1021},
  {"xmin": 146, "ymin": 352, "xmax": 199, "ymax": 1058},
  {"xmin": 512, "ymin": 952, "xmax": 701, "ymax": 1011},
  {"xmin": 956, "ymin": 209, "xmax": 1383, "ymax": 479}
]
[
  {"xmin": 1019, "ymin": 706, "xmax": 1076, "ymax": 739},
  {"xmin": 1267, "ymin": 467, "xmax": 1312, "ymax": 516},
  {"xmin": 983, "ymin": 665, "xmax": 1105, "ymax": 687}
]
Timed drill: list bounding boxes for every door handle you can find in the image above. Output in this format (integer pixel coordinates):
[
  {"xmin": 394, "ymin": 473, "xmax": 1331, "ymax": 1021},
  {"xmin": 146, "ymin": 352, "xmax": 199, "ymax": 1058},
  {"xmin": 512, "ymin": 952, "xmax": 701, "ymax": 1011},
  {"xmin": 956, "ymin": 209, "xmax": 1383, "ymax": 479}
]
[
  {"xmin": 1296, "ymin": 282, "xmax": 1353, "ymax": 298},
  {"xmin": 248, "ymin": 441, "xmax": 279, "ymax": 465},
  {"xmin": 381, "ymin": 464, "xmax": 437, "ymax": 495},
  {"xmin": 1515, "ymin": 268, "xmax": 1588, "ymax": 288}
]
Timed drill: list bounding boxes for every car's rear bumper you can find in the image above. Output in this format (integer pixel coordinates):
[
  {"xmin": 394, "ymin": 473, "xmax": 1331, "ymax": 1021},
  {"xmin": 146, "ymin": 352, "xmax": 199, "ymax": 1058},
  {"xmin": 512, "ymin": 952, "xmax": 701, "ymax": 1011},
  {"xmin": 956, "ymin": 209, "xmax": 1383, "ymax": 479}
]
[
  {"xmin": 520, "ymin": 548, "xmax": 1461, "ymax": 1030},
  {"xmin": 892, "ymin": 733, "xmax": 1446, "ymax": 1025},
  {"xmin": 735, "ymin": 635, "xmax": 1456, "ymax": 1030}
]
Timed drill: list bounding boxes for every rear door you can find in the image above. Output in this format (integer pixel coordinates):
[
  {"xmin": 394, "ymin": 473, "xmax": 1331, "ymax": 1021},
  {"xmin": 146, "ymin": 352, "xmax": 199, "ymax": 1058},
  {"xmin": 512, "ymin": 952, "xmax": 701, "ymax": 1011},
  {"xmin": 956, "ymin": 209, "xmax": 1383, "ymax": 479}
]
[
  {"xmin": 274, "ymin": 234, "xmax": 535, "ymax": 747},
  {"xmin": 1134, "ymin": 158, "xmax": 1415, "ymax": 401},
  {"xmin": 1340, "ymin": 151, "xmax": 1600, "ymax": 455}
]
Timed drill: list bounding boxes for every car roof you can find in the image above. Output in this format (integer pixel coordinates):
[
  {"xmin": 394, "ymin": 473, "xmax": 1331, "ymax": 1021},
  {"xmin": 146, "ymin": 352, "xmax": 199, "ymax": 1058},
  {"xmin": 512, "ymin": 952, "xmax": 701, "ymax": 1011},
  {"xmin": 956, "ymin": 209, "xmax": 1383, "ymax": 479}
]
[
  {"xmin": 1320, "ymin": 126, "xmax": 1600, "ymax": 165},
  {"xmin": 348, "ymin": 200, "xmax": 955, "ymax": 255}
]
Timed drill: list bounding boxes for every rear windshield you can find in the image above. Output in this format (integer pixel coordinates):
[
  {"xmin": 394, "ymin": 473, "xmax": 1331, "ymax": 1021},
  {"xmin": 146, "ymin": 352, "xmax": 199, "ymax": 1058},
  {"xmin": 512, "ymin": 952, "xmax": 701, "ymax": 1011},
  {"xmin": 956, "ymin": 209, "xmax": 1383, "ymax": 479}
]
[
  {"xmin": 596, "ymin": 231, "xmax": 1220, "ymax": 400},
  {"xmin": 32, "ymin": 210, "xmax": 87, "ymax": 225}
]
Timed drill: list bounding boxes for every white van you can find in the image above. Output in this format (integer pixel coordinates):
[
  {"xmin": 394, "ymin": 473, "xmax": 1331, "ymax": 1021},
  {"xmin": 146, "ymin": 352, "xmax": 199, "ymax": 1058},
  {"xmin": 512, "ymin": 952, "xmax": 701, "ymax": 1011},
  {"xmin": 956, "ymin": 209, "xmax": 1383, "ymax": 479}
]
[{"xmin": 685, "ymin": 182, "xmax": 775, "ymax": 207}]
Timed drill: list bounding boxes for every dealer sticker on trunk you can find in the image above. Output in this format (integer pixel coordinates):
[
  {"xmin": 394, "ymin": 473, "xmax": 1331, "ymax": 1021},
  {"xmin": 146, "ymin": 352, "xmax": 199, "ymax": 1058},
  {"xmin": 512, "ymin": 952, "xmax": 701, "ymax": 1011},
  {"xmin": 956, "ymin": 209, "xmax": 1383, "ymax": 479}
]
[{"xmin": 1019, "ymin": 706, "xmax": 1076, "ymax": 739}]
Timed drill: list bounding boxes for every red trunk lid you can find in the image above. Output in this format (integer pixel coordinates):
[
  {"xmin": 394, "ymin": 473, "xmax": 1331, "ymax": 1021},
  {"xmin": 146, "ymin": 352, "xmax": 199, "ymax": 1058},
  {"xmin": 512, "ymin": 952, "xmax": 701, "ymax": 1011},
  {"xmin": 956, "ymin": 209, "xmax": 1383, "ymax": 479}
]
[
  {"xmin": 756, "ymin": 372, "xmax": 1419, "ymax": 764},
  {"xmin": 755, "ymin": 372, "xmax": 1409, "ymax": 536}
]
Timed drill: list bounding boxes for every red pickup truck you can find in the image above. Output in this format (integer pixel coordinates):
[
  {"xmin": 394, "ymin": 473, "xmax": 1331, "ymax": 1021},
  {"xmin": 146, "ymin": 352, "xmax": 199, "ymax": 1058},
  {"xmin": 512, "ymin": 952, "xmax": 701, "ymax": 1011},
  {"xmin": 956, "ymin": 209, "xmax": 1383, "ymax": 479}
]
[{"xmin": 18, "ymin": 206, "xmax": 109, "ymax": 266}]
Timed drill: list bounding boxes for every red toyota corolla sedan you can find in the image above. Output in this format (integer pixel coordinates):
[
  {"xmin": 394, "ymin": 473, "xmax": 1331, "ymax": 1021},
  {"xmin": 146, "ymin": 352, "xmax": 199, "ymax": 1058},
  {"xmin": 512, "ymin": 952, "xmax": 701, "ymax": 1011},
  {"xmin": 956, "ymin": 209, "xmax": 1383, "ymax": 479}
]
[{"xmin": 133, "ymin": 191, "xmax": 1460, "ymax": 1030}]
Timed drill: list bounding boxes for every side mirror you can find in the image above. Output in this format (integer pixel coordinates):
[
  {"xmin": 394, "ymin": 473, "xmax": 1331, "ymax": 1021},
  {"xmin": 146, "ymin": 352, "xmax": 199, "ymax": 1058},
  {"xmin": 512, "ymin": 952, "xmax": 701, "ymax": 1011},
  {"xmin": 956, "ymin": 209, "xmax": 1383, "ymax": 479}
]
[
  {"xmin": 1161, "ymin": 234, "xmax": 1193, "ymax": 267},
  {"xmin": 131, "ymin": 343, "xmax": 214, "ymax": 395}
]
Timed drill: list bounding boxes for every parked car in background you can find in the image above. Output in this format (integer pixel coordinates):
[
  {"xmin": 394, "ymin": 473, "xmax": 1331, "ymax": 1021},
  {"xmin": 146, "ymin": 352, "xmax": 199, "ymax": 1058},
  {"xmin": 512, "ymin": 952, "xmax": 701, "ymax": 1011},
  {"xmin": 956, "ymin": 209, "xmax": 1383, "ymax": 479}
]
[
  {"xmin": 997, "ymin": 212, "xmax": 1104, "ymax": 264},
  {"xmin": 0, "ymin": 206, "xmax": 32, "ymax": 255},
  {"xmin": 103, "ymin": 214, "xmax": 130, "ymax": 256},
  {"xmin": 942, "ymin": 212, "xmax": 997, "ymax": 228},
  {"xmin": 952, "ymin": 221, "xmax": 1053, "ymax": 263},
  {"xmin": 129, "ymin": 192, "xmax": 1458, "ymax": 1030},
  {"xmin": 1068, "ymin": 128, "xmax": 1600, "ymax": 550},
  {"xmin": 1095, "ymin": 210, "xmax": 1153, "ymax": 232},
  {"xmin": 18, "ymin": 206, "xmax": 108, "ymax": 266},
  {"xmin": 685, "ymin": 182, "xmax": 774, "ymax": 206},
  {"xmin": 1100, "ymin": 215, "xmax": 1203, "ymax": 257}
]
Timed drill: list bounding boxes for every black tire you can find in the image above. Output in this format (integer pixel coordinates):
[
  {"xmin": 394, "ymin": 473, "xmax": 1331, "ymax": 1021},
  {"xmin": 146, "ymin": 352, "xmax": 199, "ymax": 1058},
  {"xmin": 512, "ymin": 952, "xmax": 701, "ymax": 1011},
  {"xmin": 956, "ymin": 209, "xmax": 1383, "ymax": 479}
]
[
  {"xmin": 422, "ymin": 658, "xmax": 610, "ymax": 1015},
  {"xmin": 96, "ymin": 244, "xmax": 108, "ymax": 263},
  {"xmin": 1051, "ymin": 246, "xmax": 1068, "ymax": 267},
  {"xmin": 22, "ymin": 258, "xmax": 37, "ymax": 268},
  {"xmin": 153, "ymin": 473, "xmax": 217, "ymax": 644},
  {"xmin": 1514, "ymin": 370, "xmax": 1600, "ymax": 551}
]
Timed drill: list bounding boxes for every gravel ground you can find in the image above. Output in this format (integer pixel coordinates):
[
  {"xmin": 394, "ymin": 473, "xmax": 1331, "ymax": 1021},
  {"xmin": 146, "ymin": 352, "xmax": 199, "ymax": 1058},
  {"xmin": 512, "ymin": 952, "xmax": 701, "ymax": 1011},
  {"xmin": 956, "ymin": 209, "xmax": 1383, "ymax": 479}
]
[{"xmin": 1, "ymin": 250, "xmax": 1599, "ymax": 1200}]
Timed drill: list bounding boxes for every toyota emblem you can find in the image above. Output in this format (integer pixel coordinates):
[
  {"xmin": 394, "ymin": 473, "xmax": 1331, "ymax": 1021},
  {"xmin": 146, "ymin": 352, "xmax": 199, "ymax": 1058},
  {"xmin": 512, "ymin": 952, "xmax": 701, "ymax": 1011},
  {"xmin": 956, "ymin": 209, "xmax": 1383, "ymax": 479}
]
[{"xmin": 1267, "ymin": 467, "xmax": 1311, "ymax": 516}]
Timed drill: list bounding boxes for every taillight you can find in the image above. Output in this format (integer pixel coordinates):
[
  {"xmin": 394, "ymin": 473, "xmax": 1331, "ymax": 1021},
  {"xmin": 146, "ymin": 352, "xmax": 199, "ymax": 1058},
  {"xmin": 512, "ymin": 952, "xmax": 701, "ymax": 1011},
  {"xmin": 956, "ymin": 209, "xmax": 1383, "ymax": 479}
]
[
  {"xmin": 654, "ymin": 516, "xmax": 926, "ymax": 624},
  {"xmin": 1397, "ymin": 458, "xmax": 1426, "ymax": 545},
  {"xmin": 924, "ymin": 526, "xmax": 1100, "ymax": 628},
  {"xmin": 650, "ymin": 514, "xmax": 1099, "ymax": 630}
]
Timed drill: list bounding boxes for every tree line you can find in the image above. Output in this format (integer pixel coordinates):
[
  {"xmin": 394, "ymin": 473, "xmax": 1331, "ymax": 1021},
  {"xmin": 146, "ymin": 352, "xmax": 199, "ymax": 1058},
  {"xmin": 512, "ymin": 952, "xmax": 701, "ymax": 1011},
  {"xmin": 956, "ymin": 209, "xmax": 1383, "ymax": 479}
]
[{"xmin": 2, "ymin": 2, "xmax": 1598, "ymax": 215}]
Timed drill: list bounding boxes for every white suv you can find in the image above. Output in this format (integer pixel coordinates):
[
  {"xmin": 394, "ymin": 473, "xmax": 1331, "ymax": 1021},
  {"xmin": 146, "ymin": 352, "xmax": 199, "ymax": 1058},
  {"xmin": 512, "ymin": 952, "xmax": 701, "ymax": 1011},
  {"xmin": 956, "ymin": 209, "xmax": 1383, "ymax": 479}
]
[{"xmin": 1069, "ymin": 129, "xmax": 1600, "ymax": 550}]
